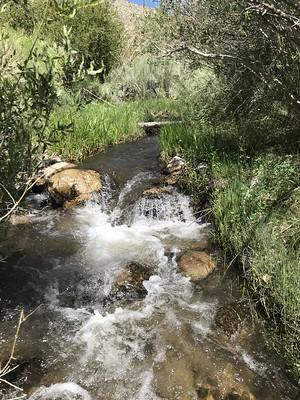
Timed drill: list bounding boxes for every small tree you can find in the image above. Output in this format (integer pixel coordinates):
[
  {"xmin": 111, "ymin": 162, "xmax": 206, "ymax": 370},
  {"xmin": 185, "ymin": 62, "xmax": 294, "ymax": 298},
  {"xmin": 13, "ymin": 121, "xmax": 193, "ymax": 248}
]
[
  {"xmin": 159, "ymin": 0, "xmax": 300, "ymax": 152},
  {"xmin": 1, "ymin": 0, "xmax": 123, "ymax": 76}
]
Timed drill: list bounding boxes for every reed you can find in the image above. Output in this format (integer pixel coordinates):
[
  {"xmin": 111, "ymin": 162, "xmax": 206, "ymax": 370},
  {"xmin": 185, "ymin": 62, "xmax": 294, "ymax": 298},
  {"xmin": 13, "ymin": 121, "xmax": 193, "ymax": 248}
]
[{"xmin": 50, "ymin": 98, "xmax": 178, "ymax": 160}]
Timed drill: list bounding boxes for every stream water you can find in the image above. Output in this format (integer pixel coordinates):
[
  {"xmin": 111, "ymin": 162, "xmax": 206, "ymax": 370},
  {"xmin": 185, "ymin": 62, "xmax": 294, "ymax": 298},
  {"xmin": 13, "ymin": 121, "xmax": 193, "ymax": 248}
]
[{"xmin": 0, "ymin": 136, "xmax": 299, "ymax": 400}]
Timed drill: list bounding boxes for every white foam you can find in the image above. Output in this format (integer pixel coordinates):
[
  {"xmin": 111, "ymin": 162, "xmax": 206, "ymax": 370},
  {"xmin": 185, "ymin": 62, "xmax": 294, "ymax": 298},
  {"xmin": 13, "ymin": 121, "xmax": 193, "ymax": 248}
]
[{"xmin": 29, "ymin": 382, "xmax": 92, "ymax": 400}]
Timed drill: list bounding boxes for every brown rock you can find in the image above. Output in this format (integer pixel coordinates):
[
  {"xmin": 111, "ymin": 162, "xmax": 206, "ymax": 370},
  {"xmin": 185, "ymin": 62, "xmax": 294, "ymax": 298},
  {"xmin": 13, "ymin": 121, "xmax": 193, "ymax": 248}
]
[
  {"xmin": 114, "ymin": 262, "xmax": 152, "ymax": 294},
  {"xmin": 196, "ymin": 384, "xmax": 219, "ymax": 400},
  {"xmin": 154, "ymin": 353, "xmax": 197, "ymax": 400},
  {"xmin": 178, "ymin": 251, "xmax": 216, "ymax": 281},
  {"xmin": 166, "ymin": 156, "xmax": 186, "ymax": 176},
  {"xmin": 226, "ymin": 390, "xmax": 256, "ymax": 400},
  {"xmin": 142, "ymin": 186, "xmax": 172, "ymax": 198},
  {"xmin": 48, "ymin": 168, "xmax": 102, "ymax": 207},
  {"xmin": 165, "ymin": 176, "xmax": 179, "ymax": 185},
  {"xmin": 9, "ymin": 214, "xmax": 31, "ymax": 225},
  {"xmin": 220, "ymin": 364, "xmax": 256, "ymax": 400},
  {"xmin": 35, "ymin": 162, "xmax": 76, "ymax": 189}
]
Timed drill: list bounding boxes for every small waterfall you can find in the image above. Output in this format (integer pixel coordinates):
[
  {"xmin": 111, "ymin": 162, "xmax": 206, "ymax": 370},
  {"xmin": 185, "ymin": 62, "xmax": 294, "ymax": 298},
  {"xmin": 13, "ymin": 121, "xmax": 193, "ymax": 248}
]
[
  {"xmin": 109, "ymin": 172, "xmax": 159, "ymax": 224},
  {"xmin": 132, "ymin": 192, "xmax": 194, "ymax": 223},
  {"xmin": 2, "ymin": 158, "xmax": 298, "ymax": 400}
]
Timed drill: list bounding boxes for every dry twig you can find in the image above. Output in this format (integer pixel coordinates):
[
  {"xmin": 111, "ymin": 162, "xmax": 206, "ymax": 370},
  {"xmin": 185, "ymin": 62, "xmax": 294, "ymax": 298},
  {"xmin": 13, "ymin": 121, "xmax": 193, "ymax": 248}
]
[{"xmin": 0, "ymin": 305, "xmax": 42, "ymax": 394}]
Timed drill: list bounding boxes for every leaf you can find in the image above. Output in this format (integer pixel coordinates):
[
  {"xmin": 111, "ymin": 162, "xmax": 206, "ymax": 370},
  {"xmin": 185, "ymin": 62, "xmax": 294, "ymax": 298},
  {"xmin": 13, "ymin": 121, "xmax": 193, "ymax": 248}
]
[
  {"xmin": 262, "ymin": 274, "xmax": 271, "ymax": 285},
  {"xmin": 69, "ymin": 8, "xmax": 77, "ymax": 18},
  {"xmin": 1, "ymin": 4, "xmax": 8, "ymax": 13}
]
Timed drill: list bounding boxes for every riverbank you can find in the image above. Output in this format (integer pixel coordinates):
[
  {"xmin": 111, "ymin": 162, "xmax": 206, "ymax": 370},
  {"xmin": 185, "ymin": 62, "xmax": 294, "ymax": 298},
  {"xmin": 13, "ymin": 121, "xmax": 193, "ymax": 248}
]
[
  {"xmin": 48, "ymin": 97, "xmax": 179, "ymax": 161},
  {"xmin": 160, "ymin": 122, "xmax": 300, "ymax": 381},
  {"xmin": 1, "ymin": 136, "xmax": 299, "ymax": 399}
]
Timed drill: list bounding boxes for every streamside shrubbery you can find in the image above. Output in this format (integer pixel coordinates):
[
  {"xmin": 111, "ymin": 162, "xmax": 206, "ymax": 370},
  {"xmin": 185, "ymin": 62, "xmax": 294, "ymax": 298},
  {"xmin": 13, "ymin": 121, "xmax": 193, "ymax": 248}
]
[
  {"xmin": 159, "ymin": 0, "xmax": 300, "ymax": 377},
  {"xmin": 0, "ymin": 28, "xmax": 58, "ymax": 213},
  {"xmin": 82, "ymin": 55, "xmax": 186, "ymax": 103},
  {"xmin": 0, "ymin": 0, "xmax": 123, "ymax": 216},
  {"xmin": 1, "ymin": 0, "xmax": 123, "ymax": 75},
  {"xmin": 159, "ymin": 0, "xmax": 300, "ymax": 149},
  {"xmin": 0, "ymin": 21, "xmax": 85, "ymax": 216}
]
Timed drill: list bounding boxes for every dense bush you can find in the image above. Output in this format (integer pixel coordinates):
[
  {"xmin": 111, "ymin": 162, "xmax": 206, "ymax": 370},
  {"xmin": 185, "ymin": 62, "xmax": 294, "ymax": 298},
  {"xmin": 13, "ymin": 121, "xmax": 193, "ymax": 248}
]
[
  {"xmin": 159, "ymin": 0, "xmax": 300, "ymax": 152},
  {"xmin": 82, "ymin": 55, "xmax": 186, "ymax": 103},
  {"xmin": 1, "ymin": 0, "xmax": 123, "ymax": 75},
  {"xmin": 0, "ymin": 27, "xmax": 58, "ymax": 211}
]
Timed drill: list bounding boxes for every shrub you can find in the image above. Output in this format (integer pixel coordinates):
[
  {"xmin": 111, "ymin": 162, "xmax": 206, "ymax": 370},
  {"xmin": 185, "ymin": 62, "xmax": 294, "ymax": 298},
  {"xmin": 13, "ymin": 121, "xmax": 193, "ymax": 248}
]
[
  {"xmin": 1, "ymin": 0, "xmax": 123, "ymax": 75},
  {"xmin": 0, "ymin": 27, "xmax": 58, "ymax": 211},
  {"xmin": 81, "ymin": 54, "xmax": 187, "ymax": 103}
]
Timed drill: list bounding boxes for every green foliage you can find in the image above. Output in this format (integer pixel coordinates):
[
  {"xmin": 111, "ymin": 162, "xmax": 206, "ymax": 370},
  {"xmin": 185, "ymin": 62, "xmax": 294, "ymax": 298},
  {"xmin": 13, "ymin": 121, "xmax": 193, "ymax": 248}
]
[
  {"xmin": 1, "ymin": 0, "xmax": 123, "ymax": 75},
  {"xmin": 0, "ymin": 26, "xmax": 59, "ymax": 208},
  {"xmin": 159, "ymin": 0, "xmax": 300, "ymax": 373},
  {"xmin": 137, "ymin": 7, "xmax": 177, "ymax": 55},
  {"xmin": 212, "ymin": 156, "xmax": 300, "ymax": 377},
  {"xmin": 213, "ymin": 156, "xmax": 299, "ymax": 252},
  {"xmin": 160, "ymin": 0, "xmax": 300, "ymax": 150},
  {"xmin": 49, "ymin": 98, "xmax": 178, "ymax": 160},
  {"xmin": 79, "ymin": 55, "xmax": 187, "ymax": 103}
]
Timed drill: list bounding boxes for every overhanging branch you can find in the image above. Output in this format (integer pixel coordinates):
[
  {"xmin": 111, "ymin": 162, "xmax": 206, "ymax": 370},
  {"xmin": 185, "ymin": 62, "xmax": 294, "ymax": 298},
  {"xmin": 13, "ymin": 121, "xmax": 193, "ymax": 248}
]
[{"xmin": 166, "ymin": 43, "xmax": 300, "ymax": 107}]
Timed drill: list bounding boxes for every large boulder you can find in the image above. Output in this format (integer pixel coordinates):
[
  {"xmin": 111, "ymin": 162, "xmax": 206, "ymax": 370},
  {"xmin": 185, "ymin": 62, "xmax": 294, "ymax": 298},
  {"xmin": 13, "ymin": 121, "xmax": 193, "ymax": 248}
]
[
  {"xmin": 177, "ymin": 250, "xmax": 216, "ymax": 281},
  {"xmin": 48, "ymin": 168, "xmax": 102, "ymax": 208},
  {"xmin": 34, "ymin": 162, "xmax": 76, "ymax": 191}
]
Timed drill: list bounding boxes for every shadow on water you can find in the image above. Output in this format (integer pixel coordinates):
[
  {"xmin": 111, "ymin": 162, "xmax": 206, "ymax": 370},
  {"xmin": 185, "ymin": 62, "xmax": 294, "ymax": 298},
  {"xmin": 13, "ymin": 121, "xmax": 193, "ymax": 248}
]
[{"xmin": 0, "ymin": 136, "xmax": 299, "ymax": 400}]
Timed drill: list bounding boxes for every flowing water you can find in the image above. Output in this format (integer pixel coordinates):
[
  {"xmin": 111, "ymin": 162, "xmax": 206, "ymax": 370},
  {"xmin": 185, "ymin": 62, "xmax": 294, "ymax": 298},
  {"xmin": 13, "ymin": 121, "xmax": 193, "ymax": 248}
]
[{"xmin": 0, "ymin": 136, "xmax": 299, "ymax": 400}]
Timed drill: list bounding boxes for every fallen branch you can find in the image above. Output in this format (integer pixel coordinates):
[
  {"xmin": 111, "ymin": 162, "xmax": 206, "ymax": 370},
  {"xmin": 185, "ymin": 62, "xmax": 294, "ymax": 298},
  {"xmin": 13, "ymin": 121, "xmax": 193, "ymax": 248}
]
[
  {"xmin": 0, "ymin": 176, "xmax": 42, "ymax": 223},
  {"xmin": 0, "ymin": 311, "xmax": 25, "ymax": 393},
  {"xmin": 138, "ymin": 120, "xmax": 182, "ymax": 129},
  {"xmin": 0, "ymin": 305, "xmax": 42, "ymax": 393},
  {"xmin": 164, "ymin": 43, "xmax": 300, "ymax": 107}
]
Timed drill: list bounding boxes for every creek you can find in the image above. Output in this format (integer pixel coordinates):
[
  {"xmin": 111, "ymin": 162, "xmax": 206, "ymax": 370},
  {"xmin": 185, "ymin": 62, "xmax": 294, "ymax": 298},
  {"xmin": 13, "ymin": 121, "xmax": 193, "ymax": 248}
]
[{"xmin": 0, "ymin": 136, "xmax": 299, "ymax": 400}]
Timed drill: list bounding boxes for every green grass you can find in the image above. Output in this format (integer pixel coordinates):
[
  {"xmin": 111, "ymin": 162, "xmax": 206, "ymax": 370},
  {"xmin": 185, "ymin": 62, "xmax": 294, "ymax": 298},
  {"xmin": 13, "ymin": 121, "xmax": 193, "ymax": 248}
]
[
  {"xmin": 49, "ymin": 97, "xmax": 179, "ymax": 160},
  {"xmin": 213, "ymin": 158, "xmax": 300, "ymax": 377},
  {"xmin": 160, "ymin": 120, "xmax": 300, "ymax": 379}
]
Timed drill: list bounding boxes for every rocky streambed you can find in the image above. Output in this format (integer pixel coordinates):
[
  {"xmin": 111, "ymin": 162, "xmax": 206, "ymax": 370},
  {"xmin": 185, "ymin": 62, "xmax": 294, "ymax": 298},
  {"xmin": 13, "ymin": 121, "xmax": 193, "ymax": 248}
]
[{"xmin": 0, "ymin": 136, "xmax": 299, "ymax": 400}]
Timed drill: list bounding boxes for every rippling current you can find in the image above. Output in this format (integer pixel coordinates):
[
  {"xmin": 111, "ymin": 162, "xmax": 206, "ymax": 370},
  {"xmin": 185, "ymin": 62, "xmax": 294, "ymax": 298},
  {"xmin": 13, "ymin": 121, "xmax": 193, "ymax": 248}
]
[{"xmin": 0, "ymin": 136, "xmax": 299, "ymax": 400}]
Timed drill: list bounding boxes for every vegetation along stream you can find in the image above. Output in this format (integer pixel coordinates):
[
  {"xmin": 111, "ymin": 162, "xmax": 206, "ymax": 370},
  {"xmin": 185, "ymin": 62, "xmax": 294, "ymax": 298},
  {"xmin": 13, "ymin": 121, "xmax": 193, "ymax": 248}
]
[
  {"xmin": 0, "ymin": 0, "xmax": 299, "ymax": 398},
  {"xmin": 0, "ymin": 136, "xmax": 299, "ymax": 400}
]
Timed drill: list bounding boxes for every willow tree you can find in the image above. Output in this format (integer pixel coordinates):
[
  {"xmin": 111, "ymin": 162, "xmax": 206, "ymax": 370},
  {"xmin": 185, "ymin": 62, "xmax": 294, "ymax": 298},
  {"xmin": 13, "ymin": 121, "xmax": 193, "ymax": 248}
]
[{"xmin": 160, "ymin": 0, "xmax": 300, "ymax": 153}]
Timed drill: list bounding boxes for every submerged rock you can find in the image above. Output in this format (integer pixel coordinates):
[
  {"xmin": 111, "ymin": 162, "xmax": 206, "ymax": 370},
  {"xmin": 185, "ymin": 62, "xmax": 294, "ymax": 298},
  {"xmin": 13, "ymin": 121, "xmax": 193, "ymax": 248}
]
[
  {"xmin": 154, "ymin": 352, "xmax": 197, "ymax": 400},
  {"xmin": 113, "ymin": 261, "xmax": 153, "ymax": 297},
  {"xmin": 219, "ymin": 364, "xmax": 256, "ymax": 400},
  {"xmin": 178, "ymin": 250, "xmax": 216, "ymax": 281},
  {"xmin": 48, "ymin": 168, "xmax": 102, "ymax": 208},
  {"xmin": 214, "ymin": 302, "xmax": 250, "ymax": 337},
  {"xmin": 142, "ymin": 186, "xmax": 172, "ymax": 198},
  {"xmin": 226, "ymin": 391, "xmax": 256, "ymax": 400},
  {"xmin": 196, "ymin": 384, "xmax": 220, "ymax": 400}
]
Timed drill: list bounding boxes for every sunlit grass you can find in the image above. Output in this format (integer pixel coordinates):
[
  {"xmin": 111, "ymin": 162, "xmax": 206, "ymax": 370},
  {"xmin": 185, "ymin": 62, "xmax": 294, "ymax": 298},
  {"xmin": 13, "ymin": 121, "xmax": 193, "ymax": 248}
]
[
  {"xmin": 50, "ymin": 98, "xmax": 179, "ymax": 160},
  {"xmin": 160, "ymin": 114, "xmax": 300, "ymax": 378}
]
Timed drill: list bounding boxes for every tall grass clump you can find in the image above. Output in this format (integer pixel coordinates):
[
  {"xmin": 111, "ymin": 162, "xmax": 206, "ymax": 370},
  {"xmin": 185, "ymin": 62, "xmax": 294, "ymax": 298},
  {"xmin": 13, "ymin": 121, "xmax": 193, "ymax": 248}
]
[
  {"xmin": 160, "ymin": 67, "xmax": 300, "ymax": 377},
  {"xmin": 213, "ymin": 156, "xmax": 300, "ymax": 377},
  {"xmin": 50, "ymin": 98, "xmax": 179, "ymax": 160}
]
